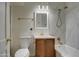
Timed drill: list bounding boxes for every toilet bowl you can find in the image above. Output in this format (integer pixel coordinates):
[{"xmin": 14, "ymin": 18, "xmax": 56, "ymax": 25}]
[
  {"xmin": 15, "ymin": 48, "xmax": 30, "ymax": 57},
  {"xmin": 14, "ymin": 37, "xmax": 32, "ymax": 57}
]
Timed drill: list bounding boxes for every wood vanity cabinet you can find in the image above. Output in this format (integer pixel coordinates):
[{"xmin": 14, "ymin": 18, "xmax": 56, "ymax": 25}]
[{"xmin": 35, "ymin": 38, "xmax": 56, "ymax": 57}]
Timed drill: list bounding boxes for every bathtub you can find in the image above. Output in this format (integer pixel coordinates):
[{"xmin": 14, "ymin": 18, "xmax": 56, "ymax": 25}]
[{"xmin": 55, "ymin": 45, "xmax": 79, "ymax": 57}]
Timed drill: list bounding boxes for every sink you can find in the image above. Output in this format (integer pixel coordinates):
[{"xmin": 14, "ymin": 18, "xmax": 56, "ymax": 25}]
[{"xmin": 34, "ymin": 35, "xmax": 57, "ymax": 39}]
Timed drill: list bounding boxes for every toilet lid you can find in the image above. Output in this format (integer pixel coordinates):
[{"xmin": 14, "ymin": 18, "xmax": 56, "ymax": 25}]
[{"xmin": 15, "ymin": 48, "xmax": 30, "ymax": 57}]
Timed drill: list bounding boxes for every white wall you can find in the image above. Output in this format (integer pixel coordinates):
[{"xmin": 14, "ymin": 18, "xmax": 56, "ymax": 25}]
[
  {"xmin": 65, "ymin": 2, "xmax": 79, "ymax": 50},
  {"xmin": 11, "ymin": 6, "xmax": 20, "ymax": 56},
  {"xmin": 11, "ymin": 4, "xmax": 35, "ymax": 56},
  {"xmin": 49, "ymin": 3, "xmax": 66, "ymax": 44}
]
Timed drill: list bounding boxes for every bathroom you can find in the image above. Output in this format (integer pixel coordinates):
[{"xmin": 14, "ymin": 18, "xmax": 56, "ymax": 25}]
[{"xmin": 0, "ymin": 2, "xmax": 79, "ymax": 57}]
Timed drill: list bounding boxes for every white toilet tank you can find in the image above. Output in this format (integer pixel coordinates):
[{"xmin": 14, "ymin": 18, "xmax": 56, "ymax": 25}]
[{"xmin": 19, "ymin": 36, "xmax": 32, "ymax": 48}]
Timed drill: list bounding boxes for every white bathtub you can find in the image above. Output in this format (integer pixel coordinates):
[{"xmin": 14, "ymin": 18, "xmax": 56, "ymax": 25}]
[{"xmin": 55, "ymin": 45, "xmax": 79, "ymax": 57}]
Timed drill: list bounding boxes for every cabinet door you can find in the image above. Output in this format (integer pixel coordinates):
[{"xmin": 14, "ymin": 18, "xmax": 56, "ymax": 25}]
[
  {"xmin": 35, "ymin": 39, "xmax": 45, "ymax": 57},
  {"xmin": 45, "ymin": 39, "xmax": 55, "ymax": 57}
]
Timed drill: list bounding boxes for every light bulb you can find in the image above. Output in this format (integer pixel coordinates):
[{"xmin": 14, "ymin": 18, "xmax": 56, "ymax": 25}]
[
  {"xmin": 46, "ymin": 5, "xmax": 48, "ymax": 10},
  {"xmin": 38, "ymin": 5, "xmax": 40, "ymax": 10},
  {"xmin": 42, "ymin": 5, "xmax": 44, "ymax": 10}
]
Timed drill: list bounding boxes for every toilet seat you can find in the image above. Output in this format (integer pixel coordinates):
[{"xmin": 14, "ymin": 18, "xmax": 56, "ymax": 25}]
[{"xmin": 15, "ymin": 48, "xmax": 30, "ymax": 57}]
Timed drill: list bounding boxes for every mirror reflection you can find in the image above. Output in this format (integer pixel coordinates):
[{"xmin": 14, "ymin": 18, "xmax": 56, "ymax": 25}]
[{"xmin": 36, "ymin": 13, "xmax": 47, "ymax": 27}]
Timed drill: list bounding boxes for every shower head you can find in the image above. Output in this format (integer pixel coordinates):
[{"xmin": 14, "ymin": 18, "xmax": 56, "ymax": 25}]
[
  {"xmin": 58, "ymin": 9, "xmax": 61, "ymax": 11},
  {"xmin": 64, "ymin": 6, "xmax": 68, "ymax": 9},
  {"xmin": 57, "ymin": 6, "xmax": 68, "ymax": 11}
]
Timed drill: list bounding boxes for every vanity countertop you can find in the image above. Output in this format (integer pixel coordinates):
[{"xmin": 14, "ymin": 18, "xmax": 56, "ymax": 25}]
[{"xmin": 34, "ymin": 35, "xmax": 57, "ymax": 39}]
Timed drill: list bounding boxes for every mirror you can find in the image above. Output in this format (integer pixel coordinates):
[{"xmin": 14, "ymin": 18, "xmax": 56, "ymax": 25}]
[{"xmin": 35, "ymin": 12, "xmax": 48, "ymax": 29}]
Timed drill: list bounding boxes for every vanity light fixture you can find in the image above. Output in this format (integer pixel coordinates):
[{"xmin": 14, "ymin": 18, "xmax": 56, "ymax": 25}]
[{"xmin": 38, "ymin": 5, "xmax": 48, "ymax": 11}]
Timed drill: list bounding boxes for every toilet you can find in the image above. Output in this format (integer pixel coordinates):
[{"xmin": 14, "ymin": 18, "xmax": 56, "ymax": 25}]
[
  {"xmin": 15, "ymin": 38, "xmax": 32, "ymax": 57},
  {"xmin": 15, "ymin": 48, "xmax": 30, "ymax": 57}
]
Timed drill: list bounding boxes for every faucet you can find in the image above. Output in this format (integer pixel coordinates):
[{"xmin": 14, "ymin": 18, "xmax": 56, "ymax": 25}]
[
  {"xmin": 57, "ymin": 37, "xmax": 63, "ymax": 45},
  {"xmin": 40, "ymin": 32, "xmax": 44, "ymax": 35}
]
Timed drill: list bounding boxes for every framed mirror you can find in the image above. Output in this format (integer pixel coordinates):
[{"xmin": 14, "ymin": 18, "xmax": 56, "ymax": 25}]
[{"xmin": 35, "ymin": 12, "xmax": 48, "ymax": 29}]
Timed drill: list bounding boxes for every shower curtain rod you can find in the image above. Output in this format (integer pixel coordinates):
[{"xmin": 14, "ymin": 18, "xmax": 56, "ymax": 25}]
[{"xmin": 18, "ymin": 17, "xmax": 33, "ymax": 20}]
